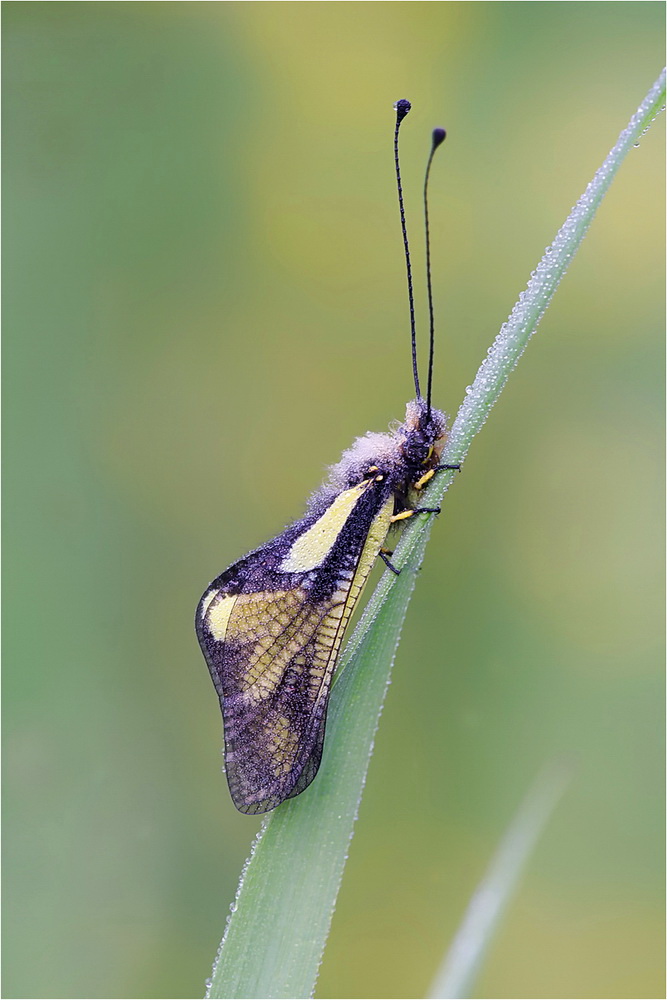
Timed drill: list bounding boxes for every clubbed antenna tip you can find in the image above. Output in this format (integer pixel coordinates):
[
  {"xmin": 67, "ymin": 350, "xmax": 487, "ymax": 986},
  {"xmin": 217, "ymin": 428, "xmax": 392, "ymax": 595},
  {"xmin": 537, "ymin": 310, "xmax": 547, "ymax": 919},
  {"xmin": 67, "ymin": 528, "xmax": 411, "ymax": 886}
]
[
  {"xmin": 432, "ymin": 127, "xmax": 446, "ymax": 149},
  {"xmin": 394, "ymin": 99, "xmax": 412, "ymax": 123}
]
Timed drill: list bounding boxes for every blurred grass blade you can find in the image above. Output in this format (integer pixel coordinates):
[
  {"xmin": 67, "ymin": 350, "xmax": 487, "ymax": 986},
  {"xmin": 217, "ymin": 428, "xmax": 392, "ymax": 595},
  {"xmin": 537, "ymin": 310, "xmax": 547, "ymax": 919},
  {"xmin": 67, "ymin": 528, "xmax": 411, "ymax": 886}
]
[
  {"xmin": 206, "ymin": 71, "xmax": 665, "ymax": 1000},
  {"xmin": 427, "ymin": 763, "xmax": 571, "ymax": 1000}
]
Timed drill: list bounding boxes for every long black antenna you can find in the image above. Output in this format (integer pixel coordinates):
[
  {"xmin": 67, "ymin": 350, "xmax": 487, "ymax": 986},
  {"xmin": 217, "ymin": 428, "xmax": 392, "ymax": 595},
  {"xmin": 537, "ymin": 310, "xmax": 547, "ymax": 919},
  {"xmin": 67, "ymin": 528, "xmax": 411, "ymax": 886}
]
[
  {"xmin": 424, "ymin": 126, "xmax": 446, "ymax": 417},
  {"xmin": 393, "ymin": 99, "xmax": 420, "ymax": 399}
]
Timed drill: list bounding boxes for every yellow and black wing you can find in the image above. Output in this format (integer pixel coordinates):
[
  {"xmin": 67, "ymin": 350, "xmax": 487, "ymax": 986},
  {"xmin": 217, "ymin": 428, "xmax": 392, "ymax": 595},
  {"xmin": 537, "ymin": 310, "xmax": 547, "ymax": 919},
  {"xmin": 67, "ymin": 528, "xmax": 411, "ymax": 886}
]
[{"xmin": 196, "ymin": 479, "xmax": 394, "ymax": 813}]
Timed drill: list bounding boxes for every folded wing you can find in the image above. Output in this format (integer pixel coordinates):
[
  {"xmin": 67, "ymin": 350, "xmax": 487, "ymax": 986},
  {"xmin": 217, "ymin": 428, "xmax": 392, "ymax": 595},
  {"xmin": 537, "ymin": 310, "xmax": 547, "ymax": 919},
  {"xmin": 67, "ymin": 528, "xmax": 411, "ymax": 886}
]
[{"xmin": 197, "ymin": 491, "xmax": 394, "ymax": 813}]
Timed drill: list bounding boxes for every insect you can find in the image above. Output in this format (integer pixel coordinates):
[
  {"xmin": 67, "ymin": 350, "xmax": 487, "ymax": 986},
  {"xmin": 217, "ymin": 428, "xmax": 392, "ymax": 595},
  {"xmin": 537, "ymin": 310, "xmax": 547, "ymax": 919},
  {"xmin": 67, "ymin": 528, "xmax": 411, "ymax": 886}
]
[{"xmin": 196, "ymin": 99, "xmax": 458, "ymax": 813}]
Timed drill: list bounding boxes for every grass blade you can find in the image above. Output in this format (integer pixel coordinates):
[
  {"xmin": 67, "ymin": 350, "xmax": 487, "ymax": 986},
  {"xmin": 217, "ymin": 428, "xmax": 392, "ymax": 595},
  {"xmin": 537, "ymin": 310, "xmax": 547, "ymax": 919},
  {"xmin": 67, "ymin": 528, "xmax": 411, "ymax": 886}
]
[
  {"xmin": 427, "ymin": 762, "xmax": 571, "ymax": 1000},
  {"xmin": 206, "ymin": 71, "xmax": 665, "ymax": 1000}
]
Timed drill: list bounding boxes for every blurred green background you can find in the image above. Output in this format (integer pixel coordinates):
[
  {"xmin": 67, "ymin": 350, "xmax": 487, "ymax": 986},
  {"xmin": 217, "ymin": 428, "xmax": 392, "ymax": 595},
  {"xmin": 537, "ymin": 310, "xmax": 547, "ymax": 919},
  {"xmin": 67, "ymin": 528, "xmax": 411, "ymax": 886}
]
[{"xmin": 4, "ymin": 3, "xmax": 664, "ymax": 998}]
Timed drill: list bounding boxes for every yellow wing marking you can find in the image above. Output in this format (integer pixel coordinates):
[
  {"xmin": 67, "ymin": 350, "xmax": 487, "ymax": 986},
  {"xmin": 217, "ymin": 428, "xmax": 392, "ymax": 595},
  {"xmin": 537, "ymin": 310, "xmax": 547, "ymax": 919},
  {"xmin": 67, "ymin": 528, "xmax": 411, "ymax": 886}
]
[
  {"xmin": 312, "ymin": 492, "xmax": 394, "ymax": 707},
  {"xmin": 200, "ymin": 589, "xmax": 219, "ymax": 619},
  {"xmin": 225, "ymin": 589, "xmax": 315, "ymax": 703},
  {"xmin": 205, "ymin": 594, "xmax": 237, "ymax": 640},
  {"xmin": 279, "ymin": 480, "xmax": 371, "ymax": 572}
]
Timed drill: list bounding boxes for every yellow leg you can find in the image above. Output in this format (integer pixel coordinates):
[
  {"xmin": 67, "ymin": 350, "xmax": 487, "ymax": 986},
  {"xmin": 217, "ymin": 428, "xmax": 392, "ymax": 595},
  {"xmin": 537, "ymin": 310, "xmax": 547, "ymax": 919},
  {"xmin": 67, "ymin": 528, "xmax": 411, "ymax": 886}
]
[
  {"xmin": 390, "ymin": 505, "xmax": 441, "ymax": 524},
  {"xmin": 413, "ymin": 468, "xmax": 435, "ymax": 490},
  {"xmin": 390, "ymin": 509, "xmax": 415, "ymax": 523}
]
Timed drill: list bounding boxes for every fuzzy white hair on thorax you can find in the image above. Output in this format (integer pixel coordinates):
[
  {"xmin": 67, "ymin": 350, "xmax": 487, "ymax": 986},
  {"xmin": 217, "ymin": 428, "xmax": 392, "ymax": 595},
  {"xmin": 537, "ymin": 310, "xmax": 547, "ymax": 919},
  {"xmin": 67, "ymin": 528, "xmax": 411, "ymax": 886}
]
[
  {"xmin": 306, "ymin": 398, "xmax": 448, "ymax": 513},
  {"xmin": 326, "ymin": 428, "xmax": 401, "ymax": 491}
]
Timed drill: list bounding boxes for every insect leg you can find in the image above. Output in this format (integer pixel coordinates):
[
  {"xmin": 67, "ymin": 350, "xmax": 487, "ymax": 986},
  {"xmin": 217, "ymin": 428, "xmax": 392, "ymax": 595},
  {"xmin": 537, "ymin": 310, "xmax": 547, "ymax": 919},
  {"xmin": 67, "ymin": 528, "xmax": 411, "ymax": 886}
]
[
  {"xmin": 390, "ymin": 506, "xmax": 441, "ymax": 523},
  {"xmin": 379, "ymin": 550, "xmax": 401, "ymax": 576},
  {"xmin": 413, "ymin": 463, "xmax": 461, "ymax": 491}
]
